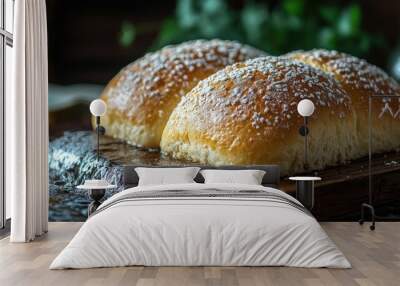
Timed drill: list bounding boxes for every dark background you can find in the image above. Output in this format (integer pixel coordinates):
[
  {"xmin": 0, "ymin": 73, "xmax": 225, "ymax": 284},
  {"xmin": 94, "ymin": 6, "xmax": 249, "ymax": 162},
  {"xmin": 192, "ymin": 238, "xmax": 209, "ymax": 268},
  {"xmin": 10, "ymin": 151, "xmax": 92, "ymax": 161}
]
[
  {"xmin": 46, "ymin": 0, "xmax": 400, "ymax": 85},
  {"xmin": 47, "ymin": 0, "xmax": 175, "ymax": 85}
]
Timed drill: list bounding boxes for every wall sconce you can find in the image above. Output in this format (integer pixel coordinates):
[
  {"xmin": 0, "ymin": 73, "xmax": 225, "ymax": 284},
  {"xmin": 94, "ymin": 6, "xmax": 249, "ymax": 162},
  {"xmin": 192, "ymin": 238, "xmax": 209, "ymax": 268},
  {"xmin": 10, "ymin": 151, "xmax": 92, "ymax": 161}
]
[
  {"xmin": 297, "ymin": 99, "xmax": 315, "ymax": 171},
  {"xmin": 90, "ymin": 99, "xmax": 107, "ymax": 162}
]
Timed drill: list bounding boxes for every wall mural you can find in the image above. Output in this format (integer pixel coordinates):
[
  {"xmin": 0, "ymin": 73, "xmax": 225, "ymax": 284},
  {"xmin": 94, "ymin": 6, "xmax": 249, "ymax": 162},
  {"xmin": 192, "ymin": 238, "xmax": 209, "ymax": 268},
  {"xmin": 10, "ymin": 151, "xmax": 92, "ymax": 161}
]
[{"xmin": 47, "ymin": 0, "xmax": 400, "ymax": 222}]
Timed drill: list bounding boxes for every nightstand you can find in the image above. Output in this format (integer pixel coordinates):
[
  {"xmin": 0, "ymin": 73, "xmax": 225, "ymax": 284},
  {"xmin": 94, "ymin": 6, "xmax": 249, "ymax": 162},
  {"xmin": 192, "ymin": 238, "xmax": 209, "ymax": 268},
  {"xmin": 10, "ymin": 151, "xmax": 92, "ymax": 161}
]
[
  {"xmin": 289, "ymin": 176, "xmax": 321, "ymax": 210},
  {"xmin": 77, "ymin": 183, "xmax": 116, "ymax": 216}
]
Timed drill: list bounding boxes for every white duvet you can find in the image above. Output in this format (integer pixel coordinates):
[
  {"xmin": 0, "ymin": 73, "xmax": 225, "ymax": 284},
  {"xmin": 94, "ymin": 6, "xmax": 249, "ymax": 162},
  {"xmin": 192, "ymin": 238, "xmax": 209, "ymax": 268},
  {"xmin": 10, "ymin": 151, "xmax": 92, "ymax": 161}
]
[{"xmin": 50, "ymin": 183, "xmax": 350, "ymax": 269}]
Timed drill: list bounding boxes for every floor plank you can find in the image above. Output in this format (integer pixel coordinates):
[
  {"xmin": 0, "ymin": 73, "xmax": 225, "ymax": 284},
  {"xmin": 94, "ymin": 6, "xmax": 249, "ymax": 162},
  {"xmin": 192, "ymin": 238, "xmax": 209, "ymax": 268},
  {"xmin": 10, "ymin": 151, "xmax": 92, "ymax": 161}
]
[{"xmin": 0, "ymin": 222, "xmax": 399, "ymax": 286}]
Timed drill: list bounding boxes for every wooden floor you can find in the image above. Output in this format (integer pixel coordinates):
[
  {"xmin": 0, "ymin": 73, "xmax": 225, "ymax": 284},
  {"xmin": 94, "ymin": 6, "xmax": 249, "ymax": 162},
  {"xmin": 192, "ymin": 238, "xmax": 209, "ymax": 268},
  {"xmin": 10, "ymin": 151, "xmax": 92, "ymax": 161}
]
[{"xmin": 0, "ymin": 222, "xmax": 399, "ymax": 286}]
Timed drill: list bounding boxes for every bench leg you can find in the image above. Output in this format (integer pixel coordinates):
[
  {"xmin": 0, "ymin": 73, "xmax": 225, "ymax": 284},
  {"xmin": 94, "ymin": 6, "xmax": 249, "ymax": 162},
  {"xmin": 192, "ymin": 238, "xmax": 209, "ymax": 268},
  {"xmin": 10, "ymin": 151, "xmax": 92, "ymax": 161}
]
[{"xmin": 359, "ymin": 203, "xmax": 375, "ymax": 231}]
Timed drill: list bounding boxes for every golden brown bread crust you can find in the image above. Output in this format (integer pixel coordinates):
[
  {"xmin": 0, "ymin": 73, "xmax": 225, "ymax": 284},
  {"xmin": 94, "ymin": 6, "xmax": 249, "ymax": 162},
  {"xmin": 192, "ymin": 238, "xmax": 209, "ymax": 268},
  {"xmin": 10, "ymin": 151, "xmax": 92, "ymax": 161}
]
[
  {"xmin": 160, "ymin": 56, "xmax": 356, "ymax": 174},
  {"xmin": 285, "ymin": 49, "xmax": 400, "ymax": 154},
  {"xmin": 96, "ymin": 39, "xmax": 266, "ymax": 148}
]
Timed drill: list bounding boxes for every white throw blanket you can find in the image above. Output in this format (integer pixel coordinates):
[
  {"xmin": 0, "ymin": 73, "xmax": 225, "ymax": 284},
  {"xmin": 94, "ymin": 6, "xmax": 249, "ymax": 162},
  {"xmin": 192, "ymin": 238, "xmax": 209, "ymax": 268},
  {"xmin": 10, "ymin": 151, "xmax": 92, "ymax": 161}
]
[{"xmin": 50, "ymin": 183, "xmax": 350, "ymax": 269}]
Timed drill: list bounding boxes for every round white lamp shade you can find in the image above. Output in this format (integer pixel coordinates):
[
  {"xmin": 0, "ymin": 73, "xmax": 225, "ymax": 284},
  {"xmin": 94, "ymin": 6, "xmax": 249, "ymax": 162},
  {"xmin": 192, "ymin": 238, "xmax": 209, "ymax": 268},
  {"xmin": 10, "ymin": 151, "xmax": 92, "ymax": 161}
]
[
  {"xmin": 297, "ymin": 99, "xmax": 315, "ymax": 117},
  {"xmin": 90, "ymin": 99, "xmax": 107, "ymax": 116}
]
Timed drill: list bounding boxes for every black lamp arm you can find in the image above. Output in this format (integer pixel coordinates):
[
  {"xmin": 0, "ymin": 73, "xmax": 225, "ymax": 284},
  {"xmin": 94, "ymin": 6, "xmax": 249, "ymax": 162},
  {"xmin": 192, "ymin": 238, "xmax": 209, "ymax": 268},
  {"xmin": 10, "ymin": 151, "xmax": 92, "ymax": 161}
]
[
  {"xmin": 298, "ymin": 117, "xmax": 309, "ymax": 136},
  {"xmin": 95, "ymin": 116, "xmax": 106, "ymax": 164},
  {"xmin": 298, "ymin": 116, "xmax": 309, "ymax": 171}
]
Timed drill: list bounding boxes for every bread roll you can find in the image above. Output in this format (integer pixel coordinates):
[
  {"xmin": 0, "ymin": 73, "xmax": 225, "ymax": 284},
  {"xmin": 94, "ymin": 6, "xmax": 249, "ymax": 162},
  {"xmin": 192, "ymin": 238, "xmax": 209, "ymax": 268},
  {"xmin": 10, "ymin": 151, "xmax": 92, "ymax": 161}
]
[
  {"xmin": 160, "ymin": 57, "xmax": 356, "ymax": 175},
  {"xmin": 96, "ymin": 40, "xmax": 266, "ymax": 148},
  {"xmin": 286, "ymin": 49, "xmax": 400, "ymax": 154}
]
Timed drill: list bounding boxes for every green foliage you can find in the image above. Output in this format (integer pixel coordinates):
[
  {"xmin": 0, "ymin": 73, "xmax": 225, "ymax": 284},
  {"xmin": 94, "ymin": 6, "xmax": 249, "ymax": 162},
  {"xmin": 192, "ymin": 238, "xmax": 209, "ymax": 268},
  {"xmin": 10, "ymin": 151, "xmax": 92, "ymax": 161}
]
[
  {"xmin": 153, "ymin": 0, "xmax": 384, "ymax": 58},
  {"xmin": 119, "ymin": 21, "xmax": 136, "ymax": 48}
]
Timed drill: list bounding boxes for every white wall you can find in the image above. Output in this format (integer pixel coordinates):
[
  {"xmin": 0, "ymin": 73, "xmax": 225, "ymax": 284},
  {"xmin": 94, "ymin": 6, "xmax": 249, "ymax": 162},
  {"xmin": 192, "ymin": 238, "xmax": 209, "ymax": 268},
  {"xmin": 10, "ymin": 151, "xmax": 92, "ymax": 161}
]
[
  {"xmin": 4, "ymin": 0, "xmax": 14, "ymax": 220},
  {"xmin": 5, "ymin": 44, "xmax": 12, "ymax": 219},
  {"xmin": 5, "ymin": 0, "xmax": 14, "ymax": 33}
]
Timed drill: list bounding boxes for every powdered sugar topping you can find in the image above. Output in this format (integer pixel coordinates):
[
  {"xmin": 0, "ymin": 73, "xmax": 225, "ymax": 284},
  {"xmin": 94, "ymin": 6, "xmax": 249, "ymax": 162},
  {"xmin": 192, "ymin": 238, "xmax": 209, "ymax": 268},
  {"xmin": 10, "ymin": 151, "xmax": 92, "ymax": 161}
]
[
  {"xmin": 103, "ymin": 39, "xmax": 266, "ymax": 121},
  {"xmin": 181, "ymin": 56, "xmax": 350, "ymax": 133},
  {"xmin": 286, "ymin": 49, "xmax": 400, "ymax": 98}
]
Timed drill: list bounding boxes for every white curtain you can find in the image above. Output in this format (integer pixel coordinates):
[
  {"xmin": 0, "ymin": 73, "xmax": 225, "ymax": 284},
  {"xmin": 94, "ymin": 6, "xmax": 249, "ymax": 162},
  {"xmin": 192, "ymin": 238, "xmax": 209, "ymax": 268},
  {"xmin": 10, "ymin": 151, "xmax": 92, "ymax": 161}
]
[{"xmin": 7, "ymin": 0, "xmax": 49, "ymax": 242}]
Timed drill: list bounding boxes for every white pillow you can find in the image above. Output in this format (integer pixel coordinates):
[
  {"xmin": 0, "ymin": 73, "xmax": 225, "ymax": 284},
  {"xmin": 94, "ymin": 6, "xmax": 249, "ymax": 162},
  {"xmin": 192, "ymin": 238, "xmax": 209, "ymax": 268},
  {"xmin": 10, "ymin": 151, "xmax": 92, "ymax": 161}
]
[
  {"xmin": 200, "ymin": 169, "xmax": 266, "ymax": 185},
  {"xmin": 135, "ymin": 167, "xmax": 200, "ymax": 186}
]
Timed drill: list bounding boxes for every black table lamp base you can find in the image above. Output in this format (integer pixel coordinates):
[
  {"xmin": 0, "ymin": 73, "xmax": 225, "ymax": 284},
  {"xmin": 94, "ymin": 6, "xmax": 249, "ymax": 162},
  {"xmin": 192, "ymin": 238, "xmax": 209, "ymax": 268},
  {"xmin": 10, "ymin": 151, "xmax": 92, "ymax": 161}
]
[
  {"xmin": 296, "ymin": 181, "xmax": 315, "ymax": 210},
  {"xmin": 87, "ymin": 189, "xmax": 106, "ymax": 216}
]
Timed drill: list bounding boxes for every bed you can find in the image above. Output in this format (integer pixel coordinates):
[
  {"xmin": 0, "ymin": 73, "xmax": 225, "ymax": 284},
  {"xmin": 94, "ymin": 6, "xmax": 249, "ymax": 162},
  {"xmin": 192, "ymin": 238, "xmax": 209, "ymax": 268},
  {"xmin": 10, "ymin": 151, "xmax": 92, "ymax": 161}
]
[{"xmin": 50, "ymin": 165, "xmax": 350, "ymax": 269}]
